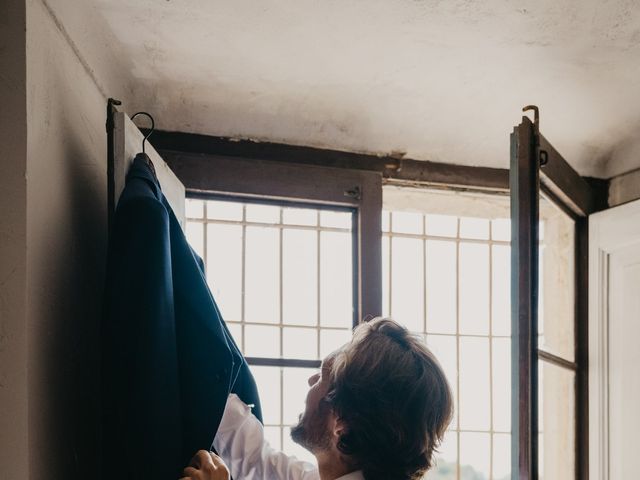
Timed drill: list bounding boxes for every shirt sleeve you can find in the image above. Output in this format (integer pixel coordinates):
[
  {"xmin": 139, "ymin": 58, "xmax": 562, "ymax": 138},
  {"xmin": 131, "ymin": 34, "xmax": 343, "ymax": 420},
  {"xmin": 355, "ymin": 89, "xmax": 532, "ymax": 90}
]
[{"xmin": 213, "ymin": 394, "xmax": 320, "ymax": 480}]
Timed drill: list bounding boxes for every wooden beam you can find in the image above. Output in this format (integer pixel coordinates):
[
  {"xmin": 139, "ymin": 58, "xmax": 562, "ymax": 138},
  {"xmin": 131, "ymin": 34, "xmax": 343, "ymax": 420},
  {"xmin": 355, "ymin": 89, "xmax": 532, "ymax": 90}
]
[{"xmin": 147, "ymin": 129, "xmax": 510, "ymax": 192}]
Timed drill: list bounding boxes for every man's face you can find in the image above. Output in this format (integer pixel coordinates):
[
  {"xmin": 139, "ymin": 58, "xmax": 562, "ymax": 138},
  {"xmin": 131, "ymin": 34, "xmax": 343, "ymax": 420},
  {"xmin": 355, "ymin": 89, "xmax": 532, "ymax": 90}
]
[{"xmin": 290, "ymin": 351, "xmax": 338, "ymax": 453}]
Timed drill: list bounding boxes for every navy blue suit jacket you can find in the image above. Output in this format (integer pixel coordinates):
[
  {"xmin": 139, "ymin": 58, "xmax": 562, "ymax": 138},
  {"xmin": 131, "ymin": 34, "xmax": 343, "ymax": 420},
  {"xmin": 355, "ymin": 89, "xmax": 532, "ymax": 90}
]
[{"xmin": 102, "ymin": 155, "xmax": 261, "ymax": 479}]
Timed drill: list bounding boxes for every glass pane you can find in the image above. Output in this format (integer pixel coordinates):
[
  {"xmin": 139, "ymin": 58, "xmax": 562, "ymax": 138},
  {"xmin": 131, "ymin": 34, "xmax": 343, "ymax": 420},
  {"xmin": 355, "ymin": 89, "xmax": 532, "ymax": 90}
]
[
  {"xmin": 382, "ymin": 236, "xmax": 390, "ymax": 318},
  {"xmin": 428, "ymin": 430, "xmax": 457, "ymax": 477},
  {"xmin": 539, "ymin": 361, "xmax": 575, "ymax": 480},
  {"xmin": 492, "ymin": 244, "xmax": 511, "ymax": 336},
  {"xmin": 185, "ymin": 198, "xmax": 204, "ymax": 218},
  {"xmin": 264, "ymin": 426, "xmax": 281, "ymax": 450},
  {"xmin": 381, "ymin": 211, "xmax": 390, "ymax": 232},
  {"xmin": 245, "ymin": 226, "xmax": 280, "ymax": 324},
  {"xmin": 206, "ymin": 224, "xmax": 242, "ymax": 321},
  {"xmin": 320, "ymin": 231, "xmax": 353, "ymax": 328},
  {"xmin": 282, "ymin": 367, "xmax": 317, "ymax": 425},
  {"xmin": 319, "ymin": 329, "xmax": 351, "ymax": 358},
  {"xmin": 206, "ymin": 199, "xmax": 242, "ymax": 221},
  {"xmin": 186, "ymin": 222, "xmax": 204, "ymax": 259},
  {"xmin": 539, "ymin": 198, "xmax": 575, "ymax": 361},
  {"xmin": 246, "ymin": 204, "xmax": 280, "ymax": 223},
  {"xmin": 425, "ymin": 214, "xmax": 457, "ymax": 237},
  {"xmin": 283, "ymin": 327, "xmax": 318, "ymax": 360},
  {"xmin": 282, "ymin": 207, "xmax": 317, "ymax": 226},
  {"xmin": 319, "ymin": 210, "xmax": 351, "ymax": 229},
  {"xmin": 459, "ymin": 432, "xmax": 490, "ymax": 479},
  {"xmin": 391, "ymin": 211, "xmax": 422, "ymax": 234},
  {"xmin": 492, "ymin": 338, "xmax": 511, "ymax": 432},
  {"xmin": 493, "ymin": 433, "xmax": 511, "ymax": 480},
  {"xmin": 226, "ymin": 322, "xmax": 242, "ymax": 349},
  {"xmin": 244, "ymin": 325, "xmax": 280, "ymax": 357},
  {"xmin": 283, "ymin": 229, "xmax": 317, "ymax": 326},
  {"xmin": 459, "ymin": 243, "xmax": 489, "ymax": 335},
  {"xmin": 425, "ymin": 335, "xmax": 458, "ymax": 428},
  {"xmin": 492, "ymin": 218, "xmax": 510, "ymax": 242},
  {"xmin": 391, "ymin": 236, "xmax": 424, "ymax": 332},
  {"xmin": 426, "ymin": 240, "xmax": 456, "ymax": 334},
  {"xmin": 252, "ymin": 366, "xmax": 281, "ymax": 424},
  {"xmin": 459, "ymin": 337, "xmax": 490, "ymax": 431},
  {"xmin": 459, "ymin": 217, "xmax": 490, "ymax": 240}
]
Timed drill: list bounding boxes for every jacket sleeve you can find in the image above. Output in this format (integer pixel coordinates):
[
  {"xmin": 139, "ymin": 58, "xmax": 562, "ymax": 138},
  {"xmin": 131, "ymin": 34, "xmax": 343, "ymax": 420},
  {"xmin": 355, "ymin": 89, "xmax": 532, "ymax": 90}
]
[
  {"xmin": 102, "ymin": 195, "xmax": 183, "ymax": 480},
  {"xmin": 213, "ymin": 394, "xmax": 320, "ymax": 480}
]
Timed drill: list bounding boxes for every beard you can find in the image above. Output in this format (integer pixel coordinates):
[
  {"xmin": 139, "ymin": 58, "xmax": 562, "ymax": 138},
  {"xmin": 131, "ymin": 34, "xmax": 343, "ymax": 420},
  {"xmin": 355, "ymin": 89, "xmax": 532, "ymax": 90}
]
[{"xmin": 290, "ymin": 399, "xmax": 332, "ymax": 453}]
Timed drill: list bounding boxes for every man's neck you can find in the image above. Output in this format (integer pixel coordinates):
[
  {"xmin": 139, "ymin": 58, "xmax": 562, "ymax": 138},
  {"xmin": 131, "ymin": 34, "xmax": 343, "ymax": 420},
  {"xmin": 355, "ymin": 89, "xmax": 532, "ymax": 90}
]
[{"xmin": 315, "ymin": 451, "xmax": 354, "ymax": 480}]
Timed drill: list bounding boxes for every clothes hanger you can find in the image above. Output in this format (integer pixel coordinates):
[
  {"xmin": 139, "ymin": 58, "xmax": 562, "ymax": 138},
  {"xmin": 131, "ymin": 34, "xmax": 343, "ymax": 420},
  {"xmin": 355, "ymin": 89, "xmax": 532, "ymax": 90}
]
[{"xmin": 131, "ymin": 111, "xmax": 157, "ymax": 178}]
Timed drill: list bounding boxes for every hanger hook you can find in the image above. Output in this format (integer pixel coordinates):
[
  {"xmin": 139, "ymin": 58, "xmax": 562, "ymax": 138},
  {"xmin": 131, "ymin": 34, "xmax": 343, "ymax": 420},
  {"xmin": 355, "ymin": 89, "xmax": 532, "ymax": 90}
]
[{"xmin": 131, "ymin": 111, "xmax": 155, "ymax": 154}]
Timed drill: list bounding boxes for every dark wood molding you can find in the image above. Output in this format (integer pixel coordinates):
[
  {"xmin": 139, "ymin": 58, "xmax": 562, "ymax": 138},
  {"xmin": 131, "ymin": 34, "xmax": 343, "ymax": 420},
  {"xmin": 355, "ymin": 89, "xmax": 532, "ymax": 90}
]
[
  {"xmin": 575, "ymin": 217, "xmax": 589, "ymax": 480},
  {"xmin": 147, "ymin": 129, "xmax": 510, "ymax": 192},
  {"xmin": 510, "ymin": 116, "xmax": 539, "ymax": 480}
]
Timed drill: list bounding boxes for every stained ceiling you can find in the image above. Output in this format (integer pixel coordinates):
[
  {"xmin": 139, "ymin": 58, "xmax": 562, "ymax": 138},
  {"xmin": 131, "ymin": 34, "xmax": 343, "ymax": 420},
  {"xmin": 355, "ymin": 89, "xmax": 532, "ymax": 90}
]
[{"xmin": 49, "ymin": 0, "xmax": 640, "ymax": 177}]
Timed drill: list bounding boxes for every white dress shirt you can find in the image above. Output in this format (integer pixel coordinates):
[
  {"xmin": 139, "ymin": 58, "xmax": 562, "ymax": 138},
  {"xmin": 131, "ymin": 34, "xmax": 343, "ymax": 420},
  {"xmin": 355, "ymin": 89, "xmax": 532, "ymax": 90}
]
[{"xmin": 213, "ymin": 394, "xmax": 364, "ymax": 480}]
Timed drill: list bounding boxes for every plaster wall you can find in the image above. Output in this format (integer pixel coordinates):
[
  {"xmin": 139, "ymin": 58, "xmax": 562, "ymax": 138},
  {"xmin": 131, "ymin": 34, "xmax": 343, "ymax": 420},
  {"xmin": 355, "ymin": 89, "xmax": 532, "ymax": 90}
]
[
  {"xmin": 0, "ymin": 0, "xmax": 29, "ymax": 477},
  {"xmin": 22, "ymin": 0, "xmax": 110, "ymax": 476}
]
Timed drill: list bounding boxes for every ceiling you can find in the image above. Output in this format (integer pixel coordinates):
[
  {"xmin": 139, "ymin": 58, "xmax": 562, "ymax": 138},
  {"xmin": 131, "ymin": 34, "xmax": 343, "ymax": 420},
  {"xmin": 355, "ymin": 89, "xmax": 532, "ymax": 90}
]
[{"xmin": 49, "ymin": 0, "xmax": 640, "ymax": 178}]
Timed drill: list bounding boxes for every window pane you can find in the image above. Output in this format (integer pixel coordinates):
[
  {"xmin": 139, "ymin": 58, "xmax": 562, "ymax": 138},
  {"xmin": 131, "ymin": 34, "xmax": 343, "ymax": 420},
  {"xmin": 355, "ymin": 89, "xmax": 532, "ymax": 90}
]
[
  {"xmin": 283, "ymin": 327, "xmax": 317, "ymax": 360},
  {"xmin": 381, "ymin": 211, "xmax": 390, "ymax": 232},
  {"xmin": 459, "ymin": 217, "xmax": 489, "ymax": 240},
  {"xmin": 459, "ymin": 432, "xmax": 490, "ymax": 479},
  {"xmin": 492, "ymin": 218, "xmax": 510, "ymax": 242},
  {"xmin": 186, "ymin": 222, "xmax": 204, "ymax": 259},
  {"xmin": 206, "ymin": 224, "xmax": 242, "ymax": 321},
  {"xmin": 246, "ymin": 204, "xmax": 280, "ymax": 223},
  {"xmin": 244, "ymin": 325, "xmax": 280, "ymax": 357},
  {"xmin": 391, "ymin": 211, "xmax": 422, "ymax": 234},
  {"xmin": 391, "ymin": 236, "xmax": 424, "ymax": 332},
  {"xmin": 539, "ymin": 361, "xmax": 575, "ymax": 480},
  {"xmin": 429, "ymin": 430, "xmax": 458, "ymax": 477},
  {"xmin": 282, "ymin": 207, "xmax": 317, "ymax": 226},
  {"xmin": 492, "ymin": 338, "xmax": 511, "ymax": 432},
  {"xmin": 426, "ymin": 335, "xmax": 458, "ymax": 428},
  {"xmin": 283, "ymin": 229, "xmax": 317, "ymax": 326},
  {"xmin": 252, "ymin": 366, "xmax": 281, "ymax": 424},
  {"xmin": 425, "ymin": 214, "xmax": 457, "ymax": 237},
  {"xmin": 459, "ymin": 337, "xmax": 490, "ymax": 431},
  {"xmin": 539, "ymin": 198, "xmax": 575, "ymax": 361},
  {"xmin": 426, "ymin": 240, "xmax": 456, "ymax": 334},
  {"xmin": 206, "ymin": 199, "xmax": 243, "ymax": 221},
  {"xmin": 320, "ymin": 210, "xmax": 351, "ymax": 229},
  {"xmin": 245, "ymin": 226, "xmax": 280, "ymax": 324},
  {"xmin": 459, "ymin": 243, "xmax": 489, "ymax": 335},
  {"xmin": 320, "ymin": 329, "xmax": 351, "ymax": 358},
  {"xmin": 282, "ymin": 368, "xmax": 316, "ymax": 425},
  {"xmin": 226, "ymin": 322, "xmax": 242, "ymax": 349},
  {"xmin": 493, "ymin": 433, "xmax": 511, "ymax": 480},
  {"xmin": 320, "ymin": 231, "xmax": 352, "ymax": 328},
  {"xmin": 185, "ymin": 198, "xmax": 204, "ymax": 218},
  {"xmin": 264, "ymin": 426, "xmax": 281, "ymax": 450},
  {"xmin": 492, "ymin": 244, "xmax": 511, "ymax": 336}
]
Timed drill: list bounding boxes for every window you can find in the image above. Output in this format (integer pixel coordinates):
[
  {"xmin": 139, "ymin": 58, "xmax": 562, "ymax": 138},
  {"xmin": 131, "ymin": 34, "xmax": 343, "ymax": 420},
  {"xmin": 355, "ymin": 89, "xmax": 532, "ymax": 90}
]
[{"xmin": 185, "ymin": 197, "xmax": 356, "ymax": 463}]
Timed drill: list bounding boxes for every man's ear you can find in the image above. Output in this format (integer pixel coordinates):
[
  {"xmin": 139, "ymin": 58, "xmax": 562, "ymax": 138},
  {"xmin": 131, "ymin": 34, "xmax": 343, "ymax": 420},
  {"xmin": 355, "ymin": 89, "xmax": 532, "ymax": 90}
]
[{"xmin": 332, "ymin": 416, "xmax": 348, "ymax": 440}]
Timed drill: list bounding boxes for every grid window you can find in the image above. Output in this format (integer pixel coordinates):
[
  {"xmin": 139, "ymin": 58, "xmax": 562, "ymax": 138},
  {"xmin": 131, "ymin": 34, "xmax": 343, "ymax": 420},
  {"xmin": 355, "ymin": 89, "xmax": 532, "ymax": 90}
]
[
  {"xmin": 185, "ymin": 197, "xmax": 354, "ymax": 464},
  {"xmin": 382, "ymin": 210, "xmax": 512, "ymax": 480}
]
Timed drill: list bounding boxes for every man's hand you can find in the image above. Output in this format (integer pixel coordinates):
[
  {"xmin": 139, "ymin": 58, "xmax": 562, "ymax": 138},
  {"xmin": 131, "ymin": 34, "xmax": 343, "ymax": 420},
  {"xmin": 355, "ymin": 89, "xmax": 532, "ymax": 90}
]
[{"xmin": 179, "ymin": 450, "xmax": 230, "ymax": 480}]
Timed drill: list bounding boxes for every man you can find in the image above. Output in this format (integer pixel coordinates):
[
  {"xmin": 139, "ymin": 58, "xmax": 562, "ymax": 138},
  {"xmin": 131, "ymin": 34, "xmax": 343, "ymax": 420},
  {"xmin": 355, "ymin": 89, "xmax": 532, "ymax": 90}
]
[{"xmin": 181, "ymin": 318, "xmax": 453, "ymax": 480}]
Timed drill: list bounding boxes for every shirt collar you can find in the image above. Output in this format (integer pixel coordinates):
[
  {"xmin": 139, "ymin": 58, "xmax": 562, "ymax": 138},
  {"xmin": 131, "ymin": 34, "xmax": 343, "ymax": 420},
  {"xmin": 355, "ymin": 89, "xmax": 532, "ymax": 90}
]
[{"xmin": 335, "ymin": 471, "xmax": 364, "ymax": 480}]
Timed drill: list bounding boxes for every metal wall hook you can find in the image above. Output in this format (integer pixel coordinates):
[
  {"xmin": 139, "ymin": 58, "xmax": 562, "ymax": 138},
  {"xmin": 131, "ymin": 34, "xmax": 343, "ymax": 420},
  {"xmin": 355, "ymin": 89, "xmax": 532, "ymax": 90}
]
[{"xmin": 131, "ymin": 111, "xmax": 155, "ymax": 154}]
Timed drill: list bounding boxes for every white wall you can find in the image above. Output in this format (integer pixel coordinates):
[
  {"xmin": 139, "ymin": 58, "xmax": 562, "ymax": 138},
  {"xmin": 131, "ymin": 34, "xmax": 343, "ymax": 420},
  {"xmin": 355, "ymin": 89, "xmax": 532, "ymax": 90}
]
[
  {"xmin": 0, "ymin": 0, "xmax": 29, "ymax": 477},
  {"xmin": 1, "ymin": 0, "xmax": 115, "ymax": 476}
]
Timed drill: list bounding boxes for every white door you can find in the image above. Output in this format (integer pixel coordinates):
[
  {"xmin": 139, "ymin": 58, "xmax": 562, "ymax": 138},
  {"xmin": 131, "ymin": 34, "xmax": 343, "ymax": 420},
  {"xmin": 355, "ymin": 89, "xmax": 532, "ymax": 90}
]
[
  {"xmin": 589, "ymin": 198, "xmax": 640, "ymax": 480},
  {"xmin": 113, "ymin": 111, "xmax": 186, "ymax": 226}
]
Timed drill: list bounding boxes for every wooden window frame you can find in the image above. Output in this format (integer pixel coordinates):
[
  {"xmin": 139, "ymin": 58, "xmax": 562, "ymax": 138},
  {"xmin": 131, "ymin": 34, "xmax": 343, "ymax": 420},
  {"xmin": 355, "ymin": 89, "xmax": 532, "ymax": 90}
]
[{"xmin": 140, "ymin": 127, "xmax": 607, "ymax": 478}]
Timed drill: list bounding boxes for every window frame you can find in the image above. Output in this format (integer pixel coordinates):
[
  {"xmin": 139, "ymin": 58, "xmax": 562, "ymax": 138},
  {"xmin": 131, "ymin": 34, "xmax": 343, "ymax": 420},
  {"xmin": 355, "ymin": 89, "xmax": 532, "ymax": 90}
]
[{"xmin": 148, "ymin": 127, "xmax": 606, "ymax": 479}]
